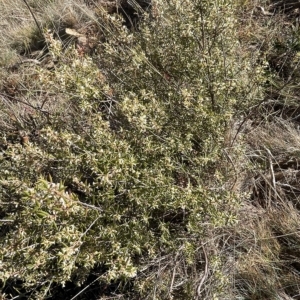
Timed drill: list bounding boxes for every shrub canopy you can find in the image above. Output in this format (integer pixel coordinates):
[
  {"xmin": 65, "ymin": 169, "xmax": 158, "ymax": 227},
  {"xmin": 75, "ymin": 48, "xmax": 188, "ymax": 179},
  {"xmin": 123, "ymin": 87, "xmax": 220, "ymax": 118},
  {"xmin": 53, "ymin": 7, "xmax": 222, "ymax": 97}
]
[{"xmin": 0, "ymin": 0, "xmax": 265, "ymax": 298}]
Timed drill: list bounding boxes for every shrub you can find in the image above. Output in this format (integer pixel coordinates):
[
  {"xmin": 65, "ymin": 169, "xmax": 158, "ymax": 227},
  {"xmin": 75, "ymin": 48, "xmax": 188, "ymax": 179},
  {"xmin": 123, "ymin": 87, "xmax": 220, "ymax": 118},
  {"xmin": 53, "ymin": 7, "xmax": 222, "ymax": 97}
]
[{"xmin": 0, "ymin": 0, "xmax": 266, "ymax": 298}]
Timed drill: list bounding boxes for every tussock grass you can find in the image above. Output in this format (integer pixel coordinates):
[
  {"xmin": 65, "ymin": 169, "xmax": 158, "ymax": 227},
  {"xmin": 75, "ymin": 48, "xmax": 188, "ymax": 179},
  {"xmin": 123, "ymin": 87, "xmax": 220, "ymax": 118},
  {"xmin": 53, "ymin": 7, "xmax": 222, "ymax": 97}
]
[{"xmin": 227, "ymin": 116, "xmax": 300, "ymax": 299}]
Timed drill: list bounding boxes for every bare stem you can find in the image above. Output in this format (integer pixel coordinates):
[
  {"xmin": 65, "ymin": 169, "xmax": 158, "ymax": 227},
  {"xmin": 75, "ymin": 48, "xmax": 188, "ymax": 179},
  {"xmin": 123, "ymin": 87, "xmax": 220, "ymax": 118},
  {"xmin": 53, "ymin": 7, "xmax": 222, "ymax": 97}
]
[{"xmin": 22, "ymin": 0, "xmax": 43, "ymax": 37}]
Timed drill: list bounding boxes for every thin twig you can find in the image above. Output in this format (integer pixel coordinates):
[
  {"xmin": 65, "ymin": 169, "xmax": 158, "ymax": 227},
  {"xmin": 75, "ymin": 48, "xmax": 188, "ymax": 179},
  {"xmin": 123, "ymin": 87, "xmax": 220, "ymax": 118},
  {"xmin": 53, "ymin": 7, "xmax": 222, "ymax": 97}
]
[
  {"xmin": 196, "ymin": 245, "xmax": 209, "ymax": 299},
  {"xmin": 22, "ymin": 0, "xmax": 43, "ymax": 37},
  {"xmin": 0, "ymin": 92, "xmax": 49, "ymax": 115},
  {"xmin": 169, "ymin": 246, "xmax": 183, "ymax": 296},
  {"xmin": 223, "ymin": 148, "xmax": 238, "ymax": 191},
  {"xmin": 70, "ymin": 275, "xmax": 103, "ymax": 300},
  {"xmin": 78, "ymin": 201, "xmax": 103, "ymax": 212},
  {"xmin": 264, "ymin": 147, "xmax": 276, "ymax": 204}
]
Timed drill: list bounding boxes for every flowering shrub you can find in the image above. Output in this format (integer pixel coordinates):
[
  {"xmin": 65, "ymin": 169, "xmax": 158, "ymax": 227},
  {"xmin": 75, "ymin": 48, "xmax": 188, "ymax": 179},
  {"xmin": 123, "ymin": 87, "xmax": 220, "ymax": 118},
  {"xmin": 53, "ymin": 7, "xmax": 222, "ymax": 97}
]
[{"xmin": 0, "ymin": 0, "xmax": 266, "ymax": 298}]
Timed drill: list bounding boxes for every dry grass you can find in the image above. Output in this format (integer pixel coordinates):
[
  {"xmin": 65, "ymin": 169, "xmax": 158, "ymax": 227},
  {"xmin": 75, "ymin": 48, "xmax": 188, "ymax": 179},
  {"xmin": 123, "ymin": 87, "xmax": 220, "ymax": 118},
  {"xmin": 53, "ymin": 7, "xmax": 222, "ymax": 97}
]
[
  {"xmin": 223, "ymin": 117, "xmax": 300, "ymax": 299},
  {"xmin": 229, "ymin": 8, "xmax": 300, "ymax": 298},
  {"xmin": 0, "ymin": 0, "xmax": 94, "ymax": 53}
]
